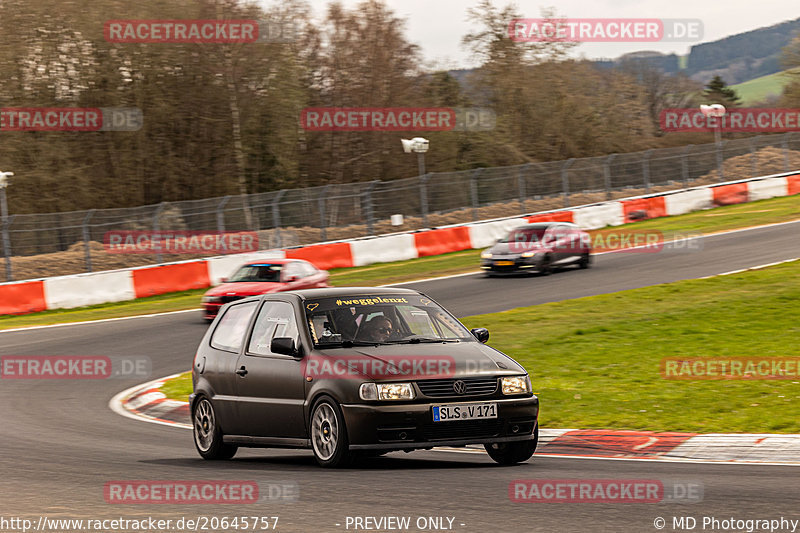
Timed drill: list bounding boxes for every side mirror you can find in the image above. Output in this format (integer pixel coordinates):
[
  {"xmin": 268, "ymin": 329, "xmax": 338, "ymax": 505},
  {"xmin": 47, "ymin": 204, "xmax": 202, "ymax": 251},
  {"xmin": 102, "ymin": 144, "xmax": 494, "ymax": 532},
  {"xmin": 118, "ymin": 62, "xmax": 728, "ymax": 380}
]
[
  {"xmin": 220, "ymin": 277, "xmax": 228, "ymax": 283},
  {"xmin": 471, "ymin": 328, "xmax": 489, "ymax": 344},
  {"xmin": 284, "ymin": 275, "xmax": 298, "ymax": 283},
  {"xmin": 271, "ymin": 337, "xmax": 299, "ymax": 356}
]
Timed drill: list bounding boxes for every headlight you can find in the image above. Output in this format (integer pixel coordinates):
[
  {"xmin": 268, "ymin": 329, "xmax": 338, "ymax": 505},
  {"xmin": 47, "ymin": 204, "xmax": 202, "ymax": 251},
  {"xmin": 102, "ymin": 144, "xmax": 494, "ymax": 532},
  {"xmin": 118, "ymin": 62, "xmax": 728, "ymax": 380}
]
[
  {"xmin": 480, "ymin": 251, "xmax": 493, "ymax": 259},
  {"xmin": 202, "ymin": 296, "xmax": 222, "ymax": 303},
  {"xmin": 501, "ymin": 376, "xmax": 531, "ymax": 395},
  {"xmin": 520, "ymin": 251, "xmax": 537, "ymax": 258},
  {"xmin": 359, "ymin": 382, "xmax": 415, "ymax": 400}
]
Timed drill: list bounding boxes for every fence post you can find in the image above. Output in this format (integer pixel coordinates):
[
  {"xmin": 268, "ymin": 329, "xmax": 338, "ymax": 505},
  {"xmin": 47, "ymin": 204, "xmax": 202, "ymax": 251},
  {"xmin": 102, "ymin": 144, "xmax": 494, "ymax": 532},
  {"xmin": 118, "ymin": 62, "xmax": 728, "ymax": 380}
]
[
  {"xmin": 517, "ymin": 165, "xmax": 528, "ymax": 214},
  {"xmin": 561, "ymin": 158, "xmax": 575, "ymax": 208},
  {"xmin": 420, "ymin": 174, "xmax": 430, "ymax": 228},
  {"xmin": 153, "ymin": 202, "xmax": 166, "ymax": 264},
  {"xmin": 643, "ymin": 149, "xmax": 653, "ymax": 194},
  {"xmin": 318, "ymin": 185, "xmax": 330, "ymax": 241},
  {"xmin": 363, "ymin": 180, "xmax": 379, "ymax": 236},
  {"xmin": 216, "ymin": 196, "xmax": 231, "ymax": 232},
  {"xmin": 1, "ymin": 212, "xmax": 13, "ymax": 282},
  {"xmin": 682, "ymin": 144, "xmax": 692, "ymax": 188},
  {"xmin": 470, "ymin": 169, "xmax": 481, "ymax": 221},
  {"xmin": 82, "ymin": 209, "xmax": 95, "ymax": 273},
  {"xmin": 604, "ymin": 154, "xmax": 617, "ymax": 200},
  {"xmin": 271, "ymin": 190, "xmax": 285, "ymax": 249},
  {"xmin": 749, "ymin": 138, "xmax": 758, "ymax": 178},
  {"xmin": 783, "ymin": 133, "xmax": 791, "ymax": 173},
  {"xmin": 716, "ymin": 140, "xmax": 725, "ymax": 182}
]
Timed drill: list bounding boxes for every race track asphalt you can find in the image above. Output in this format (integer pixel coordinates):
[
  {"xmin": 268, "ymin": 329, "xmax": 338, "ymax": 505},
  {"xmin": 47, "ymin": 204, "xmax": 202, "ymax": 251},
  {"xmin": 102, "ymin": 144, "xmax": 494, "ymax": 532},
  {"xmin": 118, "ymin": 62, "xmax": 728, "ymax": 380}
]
[{"xmin": 1, "ymin": 220, "xmax": 798, "ymax": 532}]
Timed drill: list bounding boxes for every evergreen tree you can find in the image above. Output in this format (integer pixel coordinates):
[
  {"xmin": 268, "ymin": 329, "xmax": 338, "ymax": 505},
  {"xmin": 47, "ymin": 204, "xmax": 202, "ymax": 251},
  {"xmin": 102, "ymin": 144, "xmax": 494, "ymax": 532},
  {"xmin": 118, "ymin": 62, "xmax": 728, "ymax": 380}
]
[{"xmin": 703, "ymin": 75, "xmax": 741, "ymax": 106}]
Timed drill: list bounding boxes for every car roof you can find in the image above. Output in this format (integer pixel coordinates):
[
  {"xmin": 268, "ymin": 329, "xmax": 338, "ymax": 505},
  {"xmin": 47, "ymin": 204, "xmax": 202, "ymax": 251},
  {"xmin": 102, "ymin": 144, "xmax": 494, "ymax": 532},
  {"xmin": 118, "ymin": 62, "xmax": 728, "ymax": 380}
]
[
  {"xmin": 516, "ymin": 222, "xmax": 577, "ymax": 229},
  {"xmin": 287, "ymin": 287, "xmax": 421, "ymax": 300},
  {"xmin": 242, "ymin": 259, "xmax": 300, "ymax": 266}
]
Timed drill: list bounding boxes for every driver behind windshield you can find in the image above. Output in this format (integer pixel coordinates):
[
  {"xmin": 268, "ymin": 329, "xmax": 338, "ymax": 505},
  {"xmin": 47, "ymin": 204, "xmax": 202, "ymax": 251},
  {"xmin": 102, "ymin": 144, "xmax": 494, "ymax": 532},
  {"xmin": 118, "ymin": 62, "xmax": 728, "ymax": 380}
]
[{"xmin": 360, "ymin": 316, "xmax": 394, "ymax": 343}]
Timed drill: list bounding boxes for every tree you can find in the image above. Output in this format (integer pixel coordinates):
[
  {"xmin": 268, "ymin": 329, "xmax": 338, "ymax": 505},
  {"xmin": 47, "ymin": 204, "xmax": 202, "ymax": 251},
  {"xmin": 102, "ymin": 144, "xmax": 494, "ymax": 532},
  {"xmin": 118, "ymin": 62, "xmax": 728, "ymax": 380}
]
[{"xmin": 702, "ymin": 75, "xmax": 741, "ymax": 106}]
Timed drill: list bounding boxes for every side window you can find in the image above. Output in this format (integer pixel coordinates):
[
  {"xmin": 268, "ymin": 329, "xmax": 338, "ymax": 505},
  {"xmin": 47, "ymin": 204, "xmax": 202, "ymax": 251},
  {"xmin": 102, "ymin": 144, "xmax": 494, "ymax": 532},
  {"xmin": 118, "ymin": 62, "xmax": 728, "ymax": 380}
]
[
  {"xmin": 248, "ymin": 301, "xmax": 300, "ymax": 356},
  {"xmin": 210, "ymin": 301, "xmax": 258, "ymax": 352},
  {"xmin": 282, "ymin": 262, "xmax": 300, "ymax": 281}
]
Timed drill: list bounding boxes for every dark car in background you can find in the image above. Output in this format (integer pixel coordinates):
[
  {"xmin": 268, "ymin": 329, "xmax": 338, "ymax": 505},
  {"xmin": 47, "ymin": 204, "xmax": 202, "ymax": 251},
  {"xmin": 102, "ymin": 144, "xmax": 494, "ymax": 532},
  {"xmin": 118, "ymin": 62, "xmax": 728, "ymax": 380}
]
[
  {"xmin": 480, "ymin": 222, "xmax": 591, "ymax": 275},
  {"xmin": 191, "ymin": 287, "xmax": 539, "ymax": 467},
  {"xmin": 201, "ymin": 259, "xmax": 329, "ymax": 320}
]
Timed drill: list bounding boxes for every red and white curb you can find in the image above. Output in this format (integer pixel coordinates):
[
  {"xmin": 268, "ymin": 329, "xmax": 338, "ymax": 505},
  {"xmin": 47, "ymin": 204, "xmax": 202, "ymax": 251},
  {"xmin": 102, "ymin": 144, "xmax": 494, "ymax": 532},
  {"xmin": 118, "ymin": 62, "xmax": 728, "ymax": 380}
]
[
  {"xmin": 111, "ymin": 376, "xmax": 800, "ymax": 465},
  {"xmin": 109, "ymin": 374, "xmax": 191, "ymax": 429}
]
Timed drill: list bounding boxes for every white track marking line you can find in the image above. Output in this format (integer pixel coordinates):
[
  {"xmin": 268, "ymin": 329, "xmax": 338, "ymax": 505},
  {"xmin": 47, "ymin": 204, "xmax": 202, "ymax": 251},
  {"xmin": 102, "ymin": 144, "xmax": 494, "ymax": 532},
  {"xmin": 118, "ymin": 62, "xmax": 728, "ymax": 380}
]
[{"xmin": 0, "ymin": 308, "xmax": 200, "ymax": 334}]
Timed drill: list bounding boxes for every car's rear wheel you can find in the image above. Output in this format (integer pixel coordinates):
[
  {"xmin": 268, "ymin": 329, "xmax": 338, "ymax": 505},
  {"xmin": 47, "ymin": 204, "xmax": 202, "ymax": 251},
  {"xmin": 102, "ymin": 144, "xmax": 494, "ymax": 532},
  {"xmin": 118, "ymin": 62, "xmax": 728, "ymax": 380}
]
[
  {"xmin": 485, "ymin": 426, "xmax": 538, "ymax": 465},
  {"xmin": 579, "ymin": 253, "xmax": 591, "ymax": 269},
  {"xmin": 310, "ymin": 397, "xmax": 352, "ymax": 468},
  {"xmin": 193, "ymin": 397, "xmax": 237, "ymax": 460}
]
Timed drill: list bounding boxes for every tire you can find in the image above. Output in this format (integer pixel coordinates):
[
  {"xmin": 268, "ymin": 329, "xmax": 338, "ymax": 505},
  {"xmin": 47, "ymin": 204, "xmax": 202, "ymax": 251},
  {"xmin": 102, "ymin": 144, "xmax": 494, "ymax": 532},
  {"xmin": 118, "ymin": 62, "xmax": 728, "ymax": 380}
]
[
  {"xmin": 579, "ymin": 252, "xmax": 591, "ymax": 269},
  {"xmin": 485, "ymin": 425, "xmax": 538, "ymax": 465},
  {"xmin": 310, "ymin": 397, "xmax": 352, "ymax": 468},
  {"xmin": 192, "ymin": 397, "xmax": 238, "ymax": 460},
  {"xmin": 538, "ymin": 255, "xmax": 552, "ymax": 276}
]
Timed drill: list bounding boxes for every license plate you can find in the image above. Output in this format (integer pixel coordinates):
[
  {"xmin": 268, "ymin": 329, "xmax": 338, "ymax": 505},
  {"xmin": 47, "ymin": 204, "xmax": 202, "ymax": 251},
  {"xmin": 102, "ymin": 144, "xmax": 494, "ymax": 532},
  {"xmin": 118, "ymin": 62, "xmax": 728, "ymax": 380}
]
[
  {"xmin": 495, "ymin": 260, "xmax": 514, "ymax": 266},
  {"xmin": 432, "ymin": 403, "xmax": 498, "ymax": 422}
]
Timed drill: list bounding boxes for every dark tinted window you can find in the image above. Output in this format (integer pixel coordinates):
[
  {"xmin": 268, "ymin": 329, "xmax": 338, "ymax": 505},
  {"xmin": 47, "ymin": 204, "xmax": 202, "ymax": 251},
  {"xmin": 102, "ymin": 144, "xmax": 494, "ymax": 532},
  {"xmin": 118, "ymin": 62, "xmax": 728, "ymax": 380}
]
[
  {"xmin": 229, "ymin": 264, "xmax": 282, "ymax": 282},
  {"xmin": 210, "ymin": 301, "xmax": 258, "ymax": 352}
]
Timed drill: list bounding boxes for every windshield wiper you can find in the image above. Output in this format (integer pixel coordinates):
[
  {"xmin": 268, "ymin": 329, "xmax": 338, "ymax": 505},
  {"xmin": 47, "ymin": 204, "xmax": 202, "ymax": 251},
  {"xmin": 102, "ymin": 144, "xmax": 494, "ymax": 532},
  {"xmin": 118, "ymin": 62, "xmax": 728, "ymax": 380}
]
[
  {"xmin": 315, "ymin": 340, "xmax": 384, "ymax": 348},
  {"xmin": 385, "ymin": 337, "xmax": 459, "ymax": 344}
]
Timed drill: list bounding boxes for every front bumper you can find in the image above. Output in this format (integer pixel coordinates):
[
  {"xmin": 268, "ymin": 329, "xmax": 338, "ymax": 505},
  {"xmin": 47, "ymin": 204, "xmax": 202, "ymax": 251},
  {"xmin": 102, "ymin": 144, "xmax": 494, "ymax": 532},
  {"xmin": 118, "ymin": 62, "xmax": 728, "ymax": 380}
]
[
  {"xmin": 480, "ymin": 257, "xmax": 540, "ymax": 273},
  {"xmin": 340, "ymin": 396, "xmax": 538, "ymax": 450}
]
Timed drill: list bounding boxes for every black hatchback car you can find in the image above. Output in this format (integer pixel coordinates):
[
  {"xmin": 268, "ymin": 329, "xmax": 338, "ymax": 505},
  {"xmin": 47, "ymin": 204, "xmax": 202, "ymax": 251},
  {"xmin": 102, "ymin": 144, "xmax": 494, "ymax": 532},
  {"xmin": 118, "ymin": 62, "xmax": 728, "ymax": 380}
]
[{"xmin": 191, "ymin": 287, "xmax": 538, "ymax": 467}]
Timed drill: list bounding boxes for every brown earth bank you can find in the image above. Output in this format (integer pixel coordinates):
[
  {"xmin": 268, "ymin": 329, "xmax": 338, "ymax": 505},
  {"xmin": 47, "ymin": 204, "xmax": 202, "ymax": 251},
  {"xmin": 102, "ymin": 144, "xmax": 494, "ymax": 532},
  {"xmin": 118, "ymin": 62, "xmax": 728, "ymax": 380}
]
[{"xmin": 3, "ymin": 147, "xmax": 800, "ymax": 282}]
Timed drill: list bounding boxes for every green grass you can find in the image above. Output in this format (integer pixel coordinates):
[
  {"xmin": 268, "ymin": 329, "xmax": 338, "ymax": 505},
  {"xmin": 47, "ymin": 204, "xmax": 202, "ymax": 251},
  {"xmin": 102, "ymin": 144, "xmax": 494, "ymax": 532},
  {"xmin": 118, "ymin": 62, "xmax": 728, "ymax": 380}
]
[
  {"xmin": 1, "ymin": 193, "xmax": 798, "ymax": 331},
  {"xmin": 161, "ymin": 371, "xmax": 193, "ymax": 402},
  {"xmin": 462, "ymin": 259, "xmax": 800, "ymax": 433},
  {"xmin": 731, "ymin": 69, "xmax": 799, "ymax": 105},
  {"xmin": 162, "ymin": 259, "xmax": 800, "ymax": 432}
]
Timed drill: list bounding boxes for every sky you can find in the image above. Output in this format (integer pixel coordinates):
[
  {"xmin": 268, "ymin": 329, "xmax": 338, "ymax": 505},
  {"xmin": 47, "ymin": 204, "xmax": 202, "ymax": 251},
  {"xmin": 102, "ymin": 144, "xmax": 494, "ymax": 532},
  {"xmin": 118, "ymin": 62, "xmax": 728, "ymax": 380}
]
[{"xmin": 290, "ymin": 0, "xmax": 800, "ymax": 69}]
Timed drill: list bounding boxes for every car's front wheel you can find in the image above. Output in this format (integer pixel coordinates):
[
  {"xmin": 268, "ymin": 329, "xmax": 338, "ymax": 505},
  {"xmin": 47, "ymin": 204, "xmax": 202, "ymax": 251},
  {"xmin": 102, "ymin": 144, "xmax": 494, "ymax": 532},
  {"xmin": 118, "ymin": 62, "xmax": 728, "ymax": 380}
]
[
  {"xmin": 310, "ymin": 397, "xmax": 352, "ymax": 468},
  {"xmin": 193, "ymin": 397, "xmax": 237, "ymax": 460},
  {"xmin": 485, "ymin": 426, "xmax": 538, "ymax": 465}
]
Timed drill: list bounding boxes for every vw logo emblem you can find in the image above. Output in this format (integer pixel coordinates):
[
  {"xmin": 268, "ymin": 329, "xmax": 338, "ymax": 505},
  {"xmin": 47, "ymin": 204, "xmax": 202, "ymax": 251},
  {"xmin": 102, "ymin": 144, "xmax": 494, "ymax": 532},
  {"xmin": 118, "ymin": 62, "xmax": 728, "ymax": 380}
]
[{"xmin": 453, "ymin": 380, "xmax": 467, "ymax": 395}]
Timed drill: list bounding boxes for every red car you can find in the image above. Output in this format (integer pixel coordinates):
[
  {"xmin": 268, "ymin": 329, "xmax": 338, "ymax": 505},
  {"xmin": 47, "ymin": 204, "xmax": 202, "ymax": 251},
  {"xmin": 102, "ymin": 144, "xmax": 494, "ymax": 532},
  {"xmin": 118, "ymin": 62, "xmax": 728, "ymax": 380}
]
[{"xmin": 201, "ymin": 259, "xmax": 330, "ymax": 320}]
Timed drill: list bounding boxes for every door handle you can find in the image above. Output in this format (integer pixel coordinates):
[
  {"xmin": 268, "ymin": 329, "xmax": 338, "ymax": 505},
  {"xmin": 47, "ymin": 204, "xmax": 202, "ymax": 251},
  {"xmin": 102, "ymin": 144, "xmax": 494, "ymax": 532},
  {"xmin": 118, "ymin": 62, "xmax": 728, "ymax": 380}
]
[{"xmin": 235, "ymin": 366, "xmax": 248, "ymax": 377}]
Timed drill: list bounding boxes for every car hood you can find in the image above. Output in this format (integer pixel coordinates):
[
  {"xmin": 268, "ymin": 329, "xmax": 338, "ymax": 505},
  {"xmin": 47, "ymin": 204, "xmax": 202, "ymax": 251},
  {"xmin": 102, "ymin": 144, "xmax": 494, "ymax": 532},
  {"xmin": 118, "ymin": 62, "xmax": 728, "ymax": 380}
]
[
  {"xmin": 205, "ymin": 281, "xmax": 284, "ymax": 297},
  {"xmin": 488, "ymin": 241, "xmax": 548, "ymax": 257},
  {"xmin": 311, "ymin": 341, "xmax": 526, "ymax": 380}
]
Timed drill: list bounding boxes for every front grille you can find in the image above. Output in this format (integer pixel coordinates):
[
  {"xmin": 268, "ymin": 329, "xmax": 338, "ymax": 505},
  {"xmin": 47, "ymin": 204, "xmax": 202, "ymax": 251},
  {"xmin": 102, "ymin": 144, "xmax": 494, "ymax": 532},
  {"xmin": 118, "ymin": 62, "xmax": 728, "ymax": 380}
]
[
  {"xmin": 417, "ymin": 377, "xmax": 498, "ymax": 398},
  {"xmin": 220, "ymin": 295, "xmax": 244, "ymax": 304},
  {"xmin": 422, "ymin": 419, "xmax": 503, "ymax": 441}
]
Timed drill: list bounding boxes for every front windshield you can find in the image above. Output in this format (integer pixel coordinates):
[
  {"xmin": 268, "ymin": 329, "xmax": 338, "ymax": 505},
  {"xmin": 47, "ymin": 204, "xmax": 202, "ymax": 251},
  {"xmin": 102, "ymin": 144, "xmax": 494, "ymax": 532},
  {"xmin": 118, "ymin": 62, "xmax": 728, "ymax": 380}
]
[
  {"xmin": 501, "ymin": 228, "xmax": 547, "ymax": 244},
  {"xmin": 303, "ymin": 294, "xmax": 474, "ymax": 346},
  {"xmin": 229, "ymin": 264, "xmax": 282, "ymax": 282}
]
